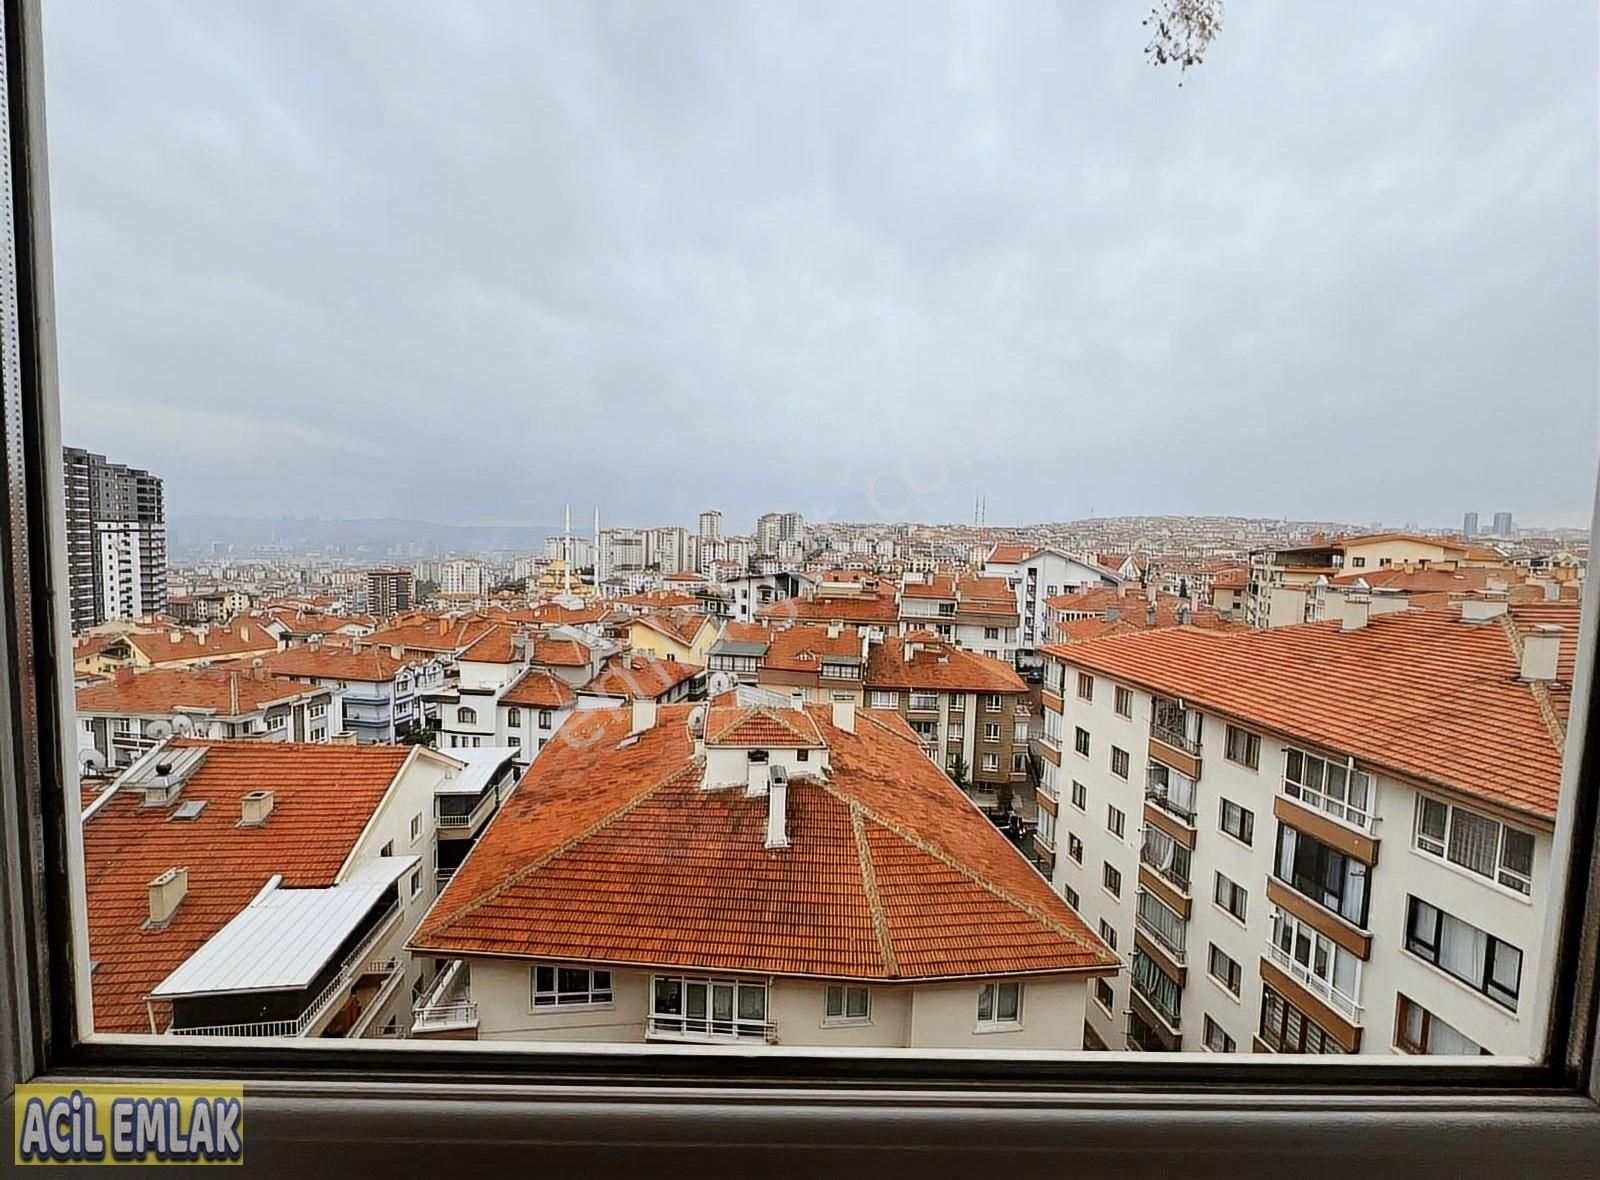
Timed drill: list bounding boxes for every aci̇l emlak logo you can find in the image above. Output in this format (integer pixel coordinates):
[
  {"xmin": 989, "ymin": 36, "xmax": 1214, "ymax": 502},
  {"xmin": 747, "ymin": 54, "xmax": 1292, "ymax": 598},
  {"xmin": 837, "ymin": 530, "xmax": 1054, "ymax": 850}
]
[{"xmin": 14, "ymin": 1084, "xmax": 243, "ymax": 1165}]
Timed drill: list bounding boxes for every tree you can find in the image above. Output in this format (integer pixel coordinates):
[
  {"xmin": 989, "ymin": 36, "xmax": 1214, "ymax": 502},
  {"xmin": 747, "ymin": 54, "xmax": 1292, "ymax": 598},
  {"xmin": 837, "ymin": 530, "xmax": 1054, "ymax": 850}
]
[
  {"xmin": 947, "ymin": 755, "xmax": 969, "ymax": 790},
  {"xmin": 1143, "ymin": 0, "xmax": 1224, "ymax": 83},
  {"xmin": 396, "ymin": 721, "xmax": 434, "ymax": 748},
  {"xmin": 996, "ymin": 782, "xmax": 1015, "ymax": 816}
]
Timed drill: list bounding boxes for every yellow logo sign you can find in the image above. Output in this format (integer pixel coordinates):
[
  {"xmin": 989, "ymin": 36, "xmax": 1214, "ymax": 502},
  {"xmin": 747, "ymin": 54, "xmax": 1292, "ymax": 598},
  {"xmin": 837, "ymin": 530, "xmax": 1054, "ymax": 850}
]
[{"xmin": 14, "ymin": 1084, "xmax": 243, "ymax": 1166}]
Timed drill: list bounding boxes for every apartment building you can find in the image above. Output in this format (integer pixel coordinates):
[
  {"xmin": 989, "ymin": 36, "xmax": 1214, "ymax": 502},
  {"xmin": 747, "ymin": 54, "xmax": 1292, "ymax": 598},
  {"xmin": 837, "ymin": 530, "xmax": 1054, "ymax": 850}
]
[
  {"xmin": 897, "ymin": 572, "xmax": 1021, "ymax": 660},
  {"xmin": 496, "ymin": 668, "xmax": 577, "ymax": 770},
  {"xmin": 615, "ymin": 609, "xmax": 717, "ymax": 665},
  {"xmin": 76, "ymin": 667, "xmax": 340, "ymax": 768},
  {"xmin": 581, "ymin": 653, "xmax": 704, "ymax": 704},
  {"xmin": 82, "ymin": 739, "xmax": 459, "ymax": 1037},
  {"xmin": 406, "ymin": 698, "xmax": 1117, "ymax": 1046},
  {"xmin": 72, "ymin": 622, "xmax": 280, "ymax": 677},
  {"xmin": 1042, "ymin": 587, "xmax": 1236, "ymax": 646},
  {"xmin": 983, "ymin": 544, "xmax": 1120, "ymax": 657},
  {"xmin": 864, "ymin": 634, "xmax": 1030, "ymax": 802},
  {"xmin": 258, "ymin": 645, "xmax": 445, "ymax": 743},
  {"xmin": 1037, "ymin": 599, "xmax": 1572, "ymax": 1057},
  {"xmin": 706, "ymin": 621, "xmax": 774, "ymax": 690},
  {"xmin": 365, "ymin": 569, "xmax": 416, "ymax": 620},
  {"xmin": 1246, "ymin": 533, "xmax": 1479, "ymax": 629},
  {"xmin": 64, "ymin": 446, "xmax": 167, "ymax": 632},
  {"xmin": 756, "ymin": 579, "xmax": 898, "ymax": 636}
]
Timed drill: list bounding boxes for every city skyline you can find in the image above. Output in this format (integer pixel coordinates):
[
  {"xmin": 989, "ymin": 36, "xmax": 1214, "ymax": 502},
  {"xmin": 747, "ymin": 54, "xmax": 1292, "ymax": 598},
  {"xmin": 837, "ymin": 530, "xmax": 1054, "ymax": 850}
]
[{"xmin": 43, "ymin": 1, "xmax": 1598, "ymax": 528}]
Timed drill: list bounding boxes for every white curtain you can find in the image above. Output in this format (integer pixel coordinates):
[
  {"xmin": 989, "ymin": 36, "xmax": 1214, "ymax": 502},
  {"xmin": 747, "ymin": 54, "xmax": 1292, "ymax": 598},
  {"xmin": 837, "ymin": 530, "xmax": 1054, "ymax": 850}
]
[
  {"xmin": 1448, "ymin": 811, "xmax": 1500, "ymax": 877},
  {"xmin": 1438, "ymin": 912, "xmax": 1489, "ymax": 985}
]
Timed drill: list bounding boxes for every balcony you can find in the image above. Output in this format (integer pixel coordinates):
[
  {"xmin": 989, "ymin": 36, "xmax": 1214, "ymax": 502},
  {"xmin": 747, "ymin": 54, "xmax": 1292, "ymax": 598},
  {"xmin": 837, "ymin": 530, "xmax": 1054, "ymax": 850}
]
[
  {"xmin": 412, "ymin": 959, "xmax": 478, "ymax": 1038},
  {"xmin": 645, "ymin": 1014, "xmax": 777, "ymax": 1044},
  {"xmin": 1144, "ymin": 764, "xmax": 1197, "ymax": 825},
  {"xmin": 172, "ymin": 900, "xmax": 403, "ymax": 1039},
  {"xmin": 1136, "ymin": 892, "xmax": 1188, "ymax": 967},
  {"xmin": 436, "ymin": 789, "xmax": 497, "ymax": 836},
  {"xmin": 1139, "ymin": 829, "xmax": 1191, "ymax": 897},
  {"xmin": 1264, "ymin": 939, "xmax": 1364, "ymax": 1025}
]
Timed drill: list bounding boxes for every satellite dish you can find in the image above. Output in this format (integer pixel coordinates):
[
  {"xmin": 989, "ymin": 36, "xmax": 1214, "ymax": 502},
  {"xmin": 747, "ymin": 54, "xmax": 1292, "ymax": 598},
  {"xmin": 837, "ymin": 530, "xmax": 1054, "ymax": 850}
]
[
  {"xmin": 169, "ymin": 715, "xmax": 195, "ymax": 737},
  {"xmin": 146, "ymin": 718, "xmax": 174, "ymax": 740},
  {"xmin": 208, "ymin": 721, "xmax": 228, "ymax": 739},
  {"xmin": 78, "ymin": 747, "xmax": 106, "ymax": 775}
]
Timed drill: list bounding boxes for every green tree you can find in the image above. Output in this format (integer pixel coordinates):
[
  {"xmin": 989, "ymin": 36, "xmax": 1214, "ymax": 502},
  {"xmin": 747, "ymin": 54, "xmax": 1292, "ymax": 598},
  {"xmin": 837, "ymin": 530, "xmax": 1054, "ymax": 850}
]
[{"xmin": 947, "ymin": 755, "xmax": 969, "ymax": 790}]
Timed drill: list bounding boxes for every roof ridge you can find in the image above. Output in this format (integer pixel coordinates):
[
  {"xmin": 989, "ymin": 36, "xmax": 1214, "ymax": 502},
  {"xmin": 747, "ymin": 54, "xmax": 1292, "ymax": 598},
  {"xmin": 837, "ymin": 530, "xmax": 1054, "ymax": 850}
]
[
  {"xmin": 1531, "ymin": 680, "xmax": 1567, "ymax": 758},
  {"xmin": 849, "ymin": 804, "xmax": 898, "ymax": 976},
  {"xmin": 854, "ymin": 706, "xmax": 919, "ymax": 747},
  {"xmin": 817, "ymin": 780, "xmax": 1107, "ymax": 964},
  {"xmin": 423, "ymin": 757, "xmax": 699, "ymax": 939}
]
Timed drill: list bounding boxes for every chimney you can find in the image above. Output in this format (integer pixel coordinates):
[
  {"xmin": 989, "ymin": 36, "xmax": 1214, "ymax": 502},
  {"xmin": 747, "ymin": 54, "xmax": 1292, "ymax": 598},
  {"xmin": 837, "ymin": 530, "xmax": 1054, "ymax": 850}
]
[
  {"xmin": 239, "ymin": 625, "xmax": 250, "ymax": 641},
  {"xmin": 631, "ymin": 697, "xmax": 658, "ymax": 734},
  {"xmin": 147, "ymin": 867, "xmax": 188, "ymax": 928},
  {"xmin": 766, "ymin": 765, "xmax": 790, "ymax": 849},
  {"xmin": 1145, "ymin": 602, "xmax": 1158, "ymax": 627},
  {"xmin": 1461, "ymin": 596, "xmax": 1508, "ymax": 623},
  {"xmin": 1104, "ymin": 606, "xmax": 1121, "ymax": 623},
  {"xmin": 826, "ymin": 621, "xmax": 842, "ymax": 639},
  {"xmin": 746, "ymin": 751, "xmax": 771, "ymax": 796},
  {"xmin": 239, "ymin": 789, "xmax": 274, "ymax": 827},
  {"xmin": 1520, "ymin": 625, "xmax": 1561, "ymax": 683},
  {"xmin": 832, "ymin": 699, "xmax": 856, "ymax": 733},
  {"xmin": 229, "ymin": 672, "xmax": 239, "ymax": 716}
]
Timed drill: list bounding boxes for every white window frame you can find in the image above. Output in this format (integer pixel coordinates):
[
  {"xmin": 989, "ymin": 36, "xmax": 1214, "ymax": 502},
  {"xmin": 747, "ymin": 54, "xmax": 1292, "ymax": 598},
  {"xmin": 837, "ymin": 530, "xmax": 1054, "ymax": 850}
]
[
  {"xmin": 1413, "ymin": 793, "xmax": 1535, "ymax": 897},
  {"xmin": 823, "ymin": 985, "xmax": 871, "ymax": 1026},
  {"xmin": 531, "ymin": 964, "xmax": 615, "ymax": 1010},
  {"xmin": 975, "ymin": 981, "xmax": 1023, "ymax": 1031}
]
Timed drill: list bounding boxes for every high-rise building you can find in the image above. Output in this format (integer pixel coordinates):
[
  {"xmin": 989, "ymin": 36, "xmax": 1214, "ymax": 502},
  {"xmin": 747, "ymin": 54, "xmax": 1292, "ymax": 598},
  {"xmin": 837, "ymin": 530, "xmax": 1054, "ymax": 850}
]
[
  {"xmin": 365, "ymin": 568, "xmax": 415, "ymax": 619},
  {"xmin": 1492, "ymin": 511, "xmax": 1514, "ymax": 537},
  {"xmin": 698, "ymin": 510, "xmax": 723, "ymax": 542},
  {"xmin": 1462, "ymin": 512, "xmax": 1479, "ymax": 538},
  {"xmin": 440, "ymin": 558, "xmax": 487, "ymax": 596},
  {"xmin": 755, "ymin": 513, "xmax": 782, "ymax": 556},
  {"xmin": 63, "ymin": 446, "xmax": 166, "ymax": 632}
]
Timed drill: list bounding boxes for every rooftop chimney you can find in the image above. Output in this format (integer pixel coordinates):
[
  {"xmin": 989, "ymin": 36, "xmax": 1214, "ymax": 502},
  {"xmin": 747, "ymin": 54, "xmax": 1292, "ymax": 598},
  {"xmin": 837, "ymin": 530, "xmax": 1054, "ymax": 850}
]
[
  {"xmin": 239, "ymin": 789, "xmax": 274, "ymax": 827},
  {"xmin": 1104, "ymin": 606, "xmax": 1121, "ymax": 623},
  {"xmin": 826, "ymin": 621, "xmax": 843, "ymax": 639},
  {"xmin": 746, "ymin": 750, "xmax": 771, "ymax": 796},
  {"xmin": 1341, "ymin": 590, "xmax": 1371, "ymax": 632},
  {"xmin": 1461, "ymin": 596, "xmax": 1509, "ymax": 624},
  {"xmin": 631, "ymin": 697, "xmax": 658, "ymax": 735},
  {"xmin": 147, "ymin": 867, "xmax": 188, "ymax": 928},
  {"xmin": 1145, "ymin": 602, "xmax": 1158, "ymax": 627},
  {"xmin": 832, "ymin": 699, "xmax": 856, "ymax": 733},
  {"xmin": 766, "ymin": 765, "xmax": 790, "ymax": 849},
  {"xmin": 1521, "ymin": 625, "xmax": 1561, "ymax": 683}
]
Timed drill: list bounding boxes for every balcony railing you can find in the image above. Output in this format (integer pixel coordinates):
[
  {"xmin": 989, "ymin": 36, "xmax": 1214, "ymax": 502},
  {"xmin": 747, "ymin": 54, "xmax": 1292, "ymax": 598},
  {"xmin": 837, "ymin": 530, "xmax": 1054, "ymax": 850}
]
[
  {"xmin": 1145, "ymin": 766, "xmax": 1197, "ymax": 824},
  {"xmin": 646, "ymin": 1014, "xmax": 777, "ymax": 1043},
  {"xmin": 1281, "ymin": 778, "xmax": 1378, "ymax": 834},
  {"xmin": 436, "ymin": 790, "xmax": 497, "ymax": 830},
  {"xmin": 1131, "ymin": 976, "xmax": 1183, "ymax": 1031},
  {"xmin": 412, "ymin": 1000, "xmax": 478, "ymax": 1030},
  {"xmin": 1136, "ymin": 894, "xmax": 1188, "ymax": 964},
  {"xmin": 171, "ymin": 901, "xmax": 402, "ymax": 1038},
  {"xmin": 1265, "ymin": 940, "xmax": 1364, "ymax": 1024},
  {"xmin": 1139, "ymin": 832, "xmax": 1191, "ymax": 893},
  {"xmin": 1150, "ymin": 719, "xmax": 1200, "ymax": 756}
]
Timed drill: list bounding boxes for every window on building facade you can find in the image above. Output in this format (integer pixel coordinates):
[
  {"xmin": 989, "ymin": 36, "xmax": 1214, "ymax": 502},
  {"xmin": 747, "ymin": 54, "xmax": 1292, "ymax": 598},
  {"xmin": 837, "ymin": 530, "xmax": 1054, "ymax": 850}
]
[
  {"xmin": 1220, "ymin": 798, "xmax": 1254, "ymax": 845},
  {"xmin": 981, "ymin": 753, "xmax": 999, "ymax": 772},
  {"xmin": 1405, "ymin": 897, "xmax": 1523, "ymax": 1010},
  {"xmin": 1074, "ymin": 727, "xmax": 1091, "ymax": 756},
  {"xmin": 507, "ymin": 707, "xmax": 521, "ymax": 728},
  {"xmin": 824, "ymin": 985, "xmax": 870, "ymax": 1023},
  {"xmin": 1395, "ymin": 994, "xmax": 1489, "ymax": 1056},
  {"xmin": 458, "ymin": 706, "xmax": 477, "ymax": 725},
  {"xmin": 1414, "ymin": 795, "xmax": 1535, "ymax": 896},
  {"xmin": 1283, "ymin": 748, "xmax": 1374, "ymax": 830},
  {"xmin": 1208, "ymin": 944, "xmax": 1242, "ymax": 996},
  {"xmin": 1095, "ymin": 978, "xmax": 1115, "ymax": 1014},
  {"xmin": 1107, "ymin": 805, "xmax": 1125, "ymax": 839},
  {"xmin": 1275, "ymin": 825, "xmax": 1369, "ymax": 927},
  {"xmin": 1224, "ymin": 724, "xmax": 1260, "ymax": 769},
  {"xmin": 869, "ymin": 690, "xmax": 898, "ymax": 708},
  {"xmin": 976, "ymin": 981, "xmax": 1022, "ymax": 1028},
  {"xmin": 1062, "ymin": 884, "xmax": 1080, "ymax": 910},
  {"xmin": 1259, "ymin": 985, "xmax": 1345, "ymax": 1055},
  {"xmin": 1110, "ymin": 746, "xmax": 1130, "ymax": 779},
  {"xmin": 1114, "ymin": 686, "xmax": 1132, "ymax": 718},
  {"xmin": 1103, "ymin": 863, "xmax": 1122, "ymax": 898},
  {"xmin": 1077, "ymin": 672, "xmax": 1094, "ymax": 701},
  {"xmin": 533, "ymin": 965, "xmax": 615, "ymax": 1008},
  {"xmin": 1203, "ymin": 1015, "xmax": 1236, "ymax": 1054},
  {"xmin": 1071, "ymin": 780, "xmax": 1087, "ymax": 810},
  {"xmin": 1099, "ymin": 919, "xmax": 1118, "ymax": 951},
  {"xmin": 1214, "ymin": 872, "xmax": 1247, "ymax": 922},
  {"xmin": 1068, "ymin": 833, "xmax": 1083, "ymax": 864},
  {"xmin": 984, "ymin": 722, "xmax": 1000, "ymax": 742}
]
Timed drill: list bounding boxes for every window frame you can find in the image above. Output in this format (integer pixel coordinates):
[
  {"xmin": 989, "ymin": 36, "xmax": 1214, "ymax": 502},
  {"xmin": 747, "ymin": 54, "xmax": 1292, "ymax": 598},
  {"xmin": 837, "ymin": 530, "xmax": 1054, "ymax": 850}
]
[{"xmin": 7, "ymin": 3, "xmax": 1600, "ymax": 1168}]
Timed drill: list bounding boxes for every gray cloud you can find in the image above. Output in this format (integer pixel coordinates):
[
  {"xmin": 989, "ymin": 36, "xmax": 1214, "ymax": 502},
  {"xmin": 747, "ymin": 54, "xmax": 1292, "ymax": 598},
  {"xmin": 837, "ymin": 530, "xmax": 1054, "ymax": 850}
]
[{"xmin": 43, "ymin": 0, "xmax": 1599, "ymax": 531}]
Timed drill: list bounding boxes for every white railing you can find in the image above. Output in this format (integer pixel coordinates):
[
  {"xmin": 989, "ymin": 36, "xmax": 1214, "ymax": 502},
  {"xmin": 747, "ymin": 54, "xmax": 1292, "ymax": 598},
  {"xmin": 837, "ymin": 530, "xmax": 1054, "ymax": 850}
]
[
  {"xmin": 1265, "ymin": 940, "xmax": 1364, "ymax": 1023},
  {"xmin": 412, "ymin": 1001, "xmax": 478, "ymax": 1030},
  {"xmin": 171, "ymin": 902, "xmax": 402, "ymax": 1038},
  {"xmin": 1136, "ymin": 893, "xmax": 1188, "ymax": 963},
  {"xmin": 436, "ymin": 790, "xmax": 497, "ymax": 830},
  {"xmin": 645, "ymin": 1014, "xmax": 777, "ymax": 1044},
  {"xmin": 1281, "ymin": 779, "xmax": 1378, "ymax": 834}
]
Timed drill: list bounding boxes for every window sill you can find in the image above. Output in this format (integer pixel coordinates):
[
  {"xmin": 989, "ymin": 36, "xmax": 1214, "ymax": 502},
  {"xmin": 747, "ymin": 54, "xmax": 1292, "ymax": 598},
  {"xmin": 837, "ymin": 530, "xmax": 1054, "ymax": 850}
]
[
  {"xmin": 973, "ymin": 1021, "xmax": 1025, "ymax": 1035},
  {"xmin": 820, "ymin": 1018, "xmax": 873, "ymax": 1029},
  {"xmin": 1409, "ymin": 845, "xmax": 1536, "ymax": 905},
  {"xmin": 1206, "ymin": 974, "xmax": 1244, "ymax": 1006},
  {"xmin": 529, "ymin": 1001, "xmax": 618, "ymax": 1016}
]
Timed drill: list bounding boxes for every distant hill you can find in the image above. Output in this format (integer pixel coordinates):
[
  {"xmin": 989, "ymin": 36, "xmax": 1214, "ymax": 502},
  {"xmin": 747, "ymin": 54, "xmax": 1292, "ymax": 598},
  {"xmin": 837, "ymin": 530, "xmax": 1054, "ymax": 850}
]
[{"xmin": 169, "ymin": 515, "xmax": 561, "ymax": 559}]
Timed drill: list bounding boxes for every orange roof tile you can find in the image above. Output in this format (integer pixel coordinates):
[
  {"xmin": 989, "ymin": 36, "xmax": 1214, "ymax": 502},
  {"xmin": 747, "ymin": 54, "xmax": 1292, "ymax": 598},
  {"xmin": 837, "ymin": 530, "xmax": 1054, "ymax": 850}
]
[
  {"xmin": 83, "ymin": 740, "xmax": 412, "ymax": 1033},
  {"xmin": 758, "ymin": 592, "xmax": 898, "ymax": 625},
  {"xmin": 586, "ymin": 655, "xmax": 703, "ymax": 700},
  {"xmin": 531, "ymin": 637, "xmax": 592, "ymax": 668},
  {"xmin": 762, "ymin": 625, "xmax": 863, "ymax": 673},
  {"xmin": 76, "ymin": 667, "xmax": 330, "ymax": 717},
  {"xmin": 123, "ymin": 624, "xmax": 279, "ymax": 665},
  {"xmin": 704, "ymin": 704, "xmax": 824, "ymax": 747},
  {"xmin": 1042, "ymin": 608, "xmax": 1573, "ymax": 822},
  {"xmin": 411, "ymin": 705, "xmax": 1115, "ymax": 981},
  {"xmin": 865, "ymin": 636, "xmax": 1026, "ymax": 694},
  {"xmin": 500, "ymin": 667, "xmax": 578, "ymax": 709},
  {"xmin": 252, "ymin": 645, "xmax": 430, "ymax": 683}
]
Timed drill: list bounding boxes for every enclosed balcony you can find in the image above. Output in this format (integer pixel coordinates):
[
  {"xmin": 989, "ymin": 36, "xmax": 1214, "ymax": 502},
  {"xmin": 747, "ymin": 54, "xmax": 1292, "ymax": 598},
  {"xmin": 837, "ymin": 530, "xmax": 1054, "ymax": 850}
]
[{"xmin": 1149, "ymin": 696, "xmax": 1203, "ymax": 779}]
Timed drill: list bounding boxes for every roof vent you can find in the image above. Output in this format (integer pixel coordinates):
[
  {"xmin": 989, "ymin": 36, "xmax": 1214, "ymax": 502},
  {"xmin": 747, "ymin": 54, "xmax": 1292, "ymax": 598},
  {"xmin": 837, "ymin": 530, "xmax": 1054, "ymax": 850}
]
[
  {"xmin": 147, "ymin": 867, "xmax": 188, "ymax": 929},
  {"xmin": 766, "ymin": 764, "xmax": 790, "ymax": 849},
  {"xmin": 169, "ymin": 799, "xmax": 207, "ymax": 821},
  {"xmin": 1520, "ymin": 624, "xmax": 1561, "ymax": 683},
  {"xmin": 239, "ymin": 789, "xmax": 274, "ymax": 827},
  {"xmin": 832, "ymin": 699, "xmax": 856, "ymax": 734}
]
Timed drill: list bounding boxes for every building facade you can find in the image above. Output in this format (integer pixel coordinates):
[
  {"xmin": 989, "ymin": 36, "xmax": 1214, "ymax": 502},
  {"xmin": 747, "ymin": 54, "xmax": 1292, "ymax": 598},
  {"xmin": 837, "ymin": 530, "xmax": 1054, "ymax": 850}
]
[{"xmin": 64, "ymin": 446, "xmax": 166, "ymax": 631}]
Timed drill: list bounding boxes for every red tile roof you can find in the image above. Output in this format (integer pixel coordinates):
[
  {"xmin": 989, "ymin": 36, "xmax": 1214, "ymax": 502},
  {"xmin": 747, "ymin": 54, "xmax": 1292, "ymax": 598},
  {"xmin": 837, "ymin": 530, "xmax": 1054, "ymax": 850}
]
[
  {"xmin": 123, "ymin": 624, "xmax": 279, "ymax": 665},
  {"xmin": 83, "ymin": 740, "xmax": 412, "ymax": 1033},
  {"xmin": 500, "ymin": 667, "xmax": 577, "ymax": 709},
  {"xmin": 627, "ymin": 610, "xmax": 711, "ymax": 647},
  {"xmin": 758, "ymin": 592, "xmax": 898, "ymax": 626},
  {"xmin": 360, "ymin": 613, "xmax": 501, "ymax": 654},
  {"xmin": 76, "ymin": 667, "xmax": 330, "ymax": 717},
  {"xmin": 411, "ymin": 705, "xmax": 1115, "ymax": 981},
  {"xmin": 585, "ymin": 655, "xmax": 703, "ymax": 700},
  {"xmin": 531, "ymin": 637, "xmax": 592, "ymax": 668},
  {"xmin": 761, "ymin": 625, "xmax": 863, "ymax": 673},
  {"xmin": 865, "ymin": 636, "xmax": 1027, "ymax": 694},
  {"xmin": 252, "ymin": 645, "xmax": 429, "ymax": 683},
  {"xmin": 704, "ymin": 704, "xmax": 824, "ymax": 747},
  {"xmin": 986, "ymin": 543, "xmax": 1032, "ymax": 566},
  {"xmin": 1042, "ymin": 608, "xmax": 1574, "ymax": 823}
]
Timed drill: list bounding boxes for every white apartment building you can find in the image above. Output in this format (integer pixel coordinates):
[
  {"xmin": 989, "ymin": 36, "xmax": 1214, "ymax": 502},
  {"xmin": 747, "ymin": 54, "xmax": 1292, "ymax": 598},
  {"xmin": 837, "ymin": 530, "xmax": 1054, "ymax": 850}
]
[
  {"xmin": 984, "ymin": 544, "xmax": 1120, "ymax": 657},
  {"xmin": 1037, "ymin": 597, "xmax": 1570, "ymax": 1057},
  {"xmin": 260, "ymin": 645, "xmax": 446, "ymax": 743},
  {"xmin": 896, "ymin": 572, "xmax": 1021, "ymax": 660},
  {"xmin": 407, "ymin": 697, "xmax": 1116, "ymax": 1047},
  {"xmin": 440, "ymin": 558, "xmax": 487, "ymax": 597}
]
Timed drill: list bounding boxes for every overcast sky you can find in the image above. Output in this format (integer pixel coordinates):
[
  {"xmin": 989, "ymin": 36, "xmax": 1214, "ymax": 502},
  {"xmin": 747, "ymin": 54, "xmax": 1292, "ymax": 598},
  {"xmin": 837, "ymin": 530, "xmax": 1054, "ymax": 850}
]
[{"xmin": 43, "ymin": 1, "xmax": 1599, "ymax": 532}]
